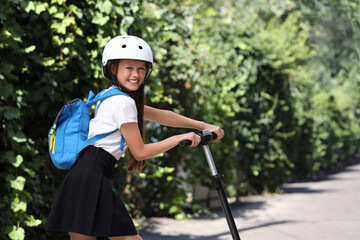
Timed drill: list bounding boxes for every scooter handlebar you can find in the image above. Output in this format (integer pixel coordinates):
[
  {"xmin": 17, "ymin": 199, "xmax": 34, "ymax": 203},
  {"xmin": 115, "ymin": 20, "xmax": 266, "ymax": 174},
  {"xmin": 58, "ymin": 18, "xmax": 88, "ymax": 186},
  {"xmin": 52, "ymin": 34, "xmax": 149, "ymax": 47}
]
[
  {"xmin": 179, "ymin": 131, "xmax": 218, "ymax": 147},
  {"xmin": 179, "ymin": 140, "xmax": 192, "ymax": 147}
]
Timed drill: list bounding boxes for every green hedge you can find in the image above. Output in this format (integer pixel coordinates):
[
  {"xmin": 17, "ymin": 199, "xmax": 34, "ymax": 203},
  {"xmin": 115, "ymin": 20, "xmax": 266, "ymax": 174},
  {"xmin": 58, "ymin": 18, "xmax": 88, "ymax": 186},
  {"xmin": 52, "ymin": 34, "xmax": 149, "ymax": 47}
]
[{"xmin": 1, "ymin": 0, "xmax": 359, "ymax": 239}]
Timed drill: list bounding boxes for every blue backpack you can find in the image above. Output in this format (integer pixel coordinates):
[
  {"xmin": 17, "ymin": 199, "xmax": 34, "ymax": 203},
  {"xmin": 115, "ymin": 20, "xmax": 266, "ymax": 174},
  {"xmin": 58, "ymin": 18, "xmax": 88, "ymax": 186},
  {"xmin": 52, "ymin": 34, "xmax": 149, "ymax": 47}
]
[{"xmin": 48, "ymin": 88, "xmax": 130, "ymax": 169}]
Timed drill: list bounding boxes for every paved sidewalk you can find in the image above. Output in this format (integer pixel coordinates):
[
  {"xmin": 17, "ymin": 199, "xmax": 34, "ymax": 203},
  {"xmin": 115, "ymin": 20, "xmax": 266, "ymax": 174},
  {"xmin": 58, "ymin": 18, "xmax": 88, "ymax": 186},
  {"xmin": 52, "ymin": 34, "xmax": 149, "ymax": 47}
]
[{"xmin": 137, "ymin": 163, "xmax": 360, "ymax": 240}]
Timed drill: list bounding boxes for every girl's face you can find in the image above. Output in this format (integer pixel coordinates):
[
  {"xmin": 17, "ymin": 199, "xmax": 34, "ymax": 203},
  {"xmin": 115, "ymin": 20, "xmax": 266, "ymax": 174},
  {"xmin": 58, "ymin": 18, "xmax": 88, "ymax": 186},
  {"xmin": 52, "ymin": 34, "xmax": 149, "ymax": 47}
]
[{"xmin": 111, "ymin": 59, "xmax": 146, "ymax": 91}]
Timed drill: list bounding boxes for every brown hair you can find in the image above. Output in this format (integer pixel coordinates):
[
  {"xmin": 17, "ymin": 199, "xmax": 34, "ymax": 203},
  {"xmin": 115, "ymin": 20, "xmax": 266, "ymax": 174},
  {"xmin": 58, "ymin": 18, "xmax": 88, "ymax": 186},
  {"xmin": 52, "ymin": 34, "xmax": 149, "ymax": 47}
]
[{"xmin": 106, "ymin": 61, "xmax": 147, "ymax": 172}]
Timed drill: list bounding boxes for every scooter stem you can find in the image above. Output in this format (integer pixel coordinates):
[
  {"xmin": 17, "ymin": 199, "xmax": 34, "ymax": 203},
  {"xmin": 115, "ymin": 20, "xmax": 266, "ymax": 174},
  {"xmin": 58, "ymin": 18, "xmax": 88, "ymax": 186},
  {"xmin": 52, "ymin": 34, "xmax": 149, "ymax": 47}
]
[
  {"xmin": 201, "ymin": 130, "xmax": 241, "ymax": 240},
  {"xmin": 179, "ymin": 129, "xmax": 241, "ymax": 239},
  {"xmin": 203, "ymin": 145, "xmax": 218, "ymax": 176}
]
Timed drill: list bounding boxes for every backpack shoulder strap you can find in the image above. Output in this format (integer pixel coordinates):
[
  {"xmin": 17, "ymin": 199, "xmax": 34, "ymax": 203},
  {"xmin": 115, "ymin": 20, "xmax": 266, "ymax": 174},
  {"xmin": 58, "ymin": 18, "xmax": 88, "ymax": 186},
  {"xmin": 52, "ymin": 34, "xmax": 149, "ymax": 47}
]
[
  {"xmin": 86, "ymin": 88, "xmax": 130, "ymax": 106},
  {"xmin": 78, "ymin": 88, "xmax": 130, "ymax": 153},
  {"xmin": 79, "ymin": 129, "xmax": 118, "ymax": 152}
]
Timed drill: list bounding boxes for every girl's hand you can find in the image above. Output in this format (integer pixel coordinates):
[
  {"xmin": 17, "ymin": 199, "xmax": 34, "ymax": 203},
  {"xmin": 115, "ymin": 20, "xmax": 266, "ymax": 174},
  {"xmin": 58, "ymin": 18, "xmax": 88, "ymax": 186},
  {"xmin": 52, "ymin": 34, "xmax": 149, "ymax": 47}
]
[
  {"xmin": 203, "ymin": 124, "xmax": 225, "ymax": 142},
  {"xmin": 179, "ymin": 132, "xmax": 201, "ymax": 147}
]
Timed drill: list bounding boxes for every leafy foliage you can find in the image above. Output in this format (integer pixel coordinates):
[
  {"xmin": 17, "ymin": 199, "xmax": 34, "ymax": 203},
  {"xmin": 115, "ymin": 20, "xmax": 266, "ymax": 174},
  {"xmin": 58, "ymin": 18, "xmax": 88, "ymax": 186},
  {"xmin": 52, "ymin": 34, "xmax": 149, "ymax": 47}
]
[{"xmin": 1, "ymin": 0, "xmax": 360, "ymax": 239}]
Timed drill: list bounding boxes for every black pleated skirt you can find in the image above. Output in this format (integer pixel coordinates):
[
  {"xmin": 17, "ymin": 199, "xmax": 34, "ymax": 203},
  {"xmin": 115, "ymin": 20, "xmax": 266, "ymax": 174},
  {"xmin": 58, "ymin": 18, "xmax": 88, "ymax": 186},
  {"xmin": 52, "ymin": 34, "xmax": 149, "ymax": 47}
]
[{"xmin": 45, "ymin": 146, "xmax": 138, "ymax": 237}]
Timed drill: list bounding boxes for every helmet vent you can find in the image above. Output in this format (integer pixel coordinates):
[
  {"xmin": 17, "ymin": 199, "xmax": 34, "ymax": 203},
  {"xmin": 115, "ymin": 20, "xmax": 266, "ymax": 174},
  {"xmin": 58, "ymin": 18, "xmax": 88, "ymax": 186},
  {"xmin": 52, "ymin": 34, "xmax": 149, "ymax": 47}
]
[
  {"xmin": 139, "ymin": 45, "xmax": 143, "ymax": 50},
  {"xmin": 122, "ymin": 45, "xmax": 126, "ymax": 48}
]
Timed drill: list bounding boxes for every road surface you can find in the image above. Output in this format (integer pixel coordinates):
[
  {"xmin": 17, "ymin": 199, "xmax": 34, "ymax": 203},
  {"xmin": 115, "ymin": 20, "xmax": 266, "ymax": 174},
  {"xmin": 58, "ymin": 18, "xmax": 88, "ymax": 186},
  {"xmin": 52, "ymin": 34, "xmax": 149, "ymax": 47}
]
[{"xmin": 137, "ymin": 163, "xmax": 360, "ymax": 240}]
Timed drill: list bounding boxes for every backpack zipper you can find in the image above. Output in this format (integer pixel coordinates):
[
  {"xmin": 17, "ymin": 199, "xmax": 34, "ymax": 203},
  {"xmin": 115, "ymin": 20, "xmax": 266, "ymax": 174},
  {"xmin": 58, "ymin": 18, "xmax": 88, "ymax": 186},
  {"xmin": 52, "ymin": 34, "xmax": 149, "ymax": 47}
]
[
  {"xmin": 49, "ymin": 124, "xmax": 57, "ymax": 154},
  {"xmin": 49, "ymin": 99, "xmax": 81, "ymax": 154}
]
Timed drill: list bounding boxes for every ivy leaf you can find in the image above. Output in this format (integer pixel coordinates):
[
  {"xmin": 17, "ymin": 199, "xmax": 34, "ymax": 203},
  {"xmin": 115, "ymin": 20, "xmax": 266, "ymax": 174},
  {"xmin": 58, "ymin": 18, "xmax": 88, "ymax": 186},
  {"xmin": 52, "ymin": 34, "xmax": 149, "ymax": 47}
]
[
  {"xmin": 13, "ymin": 155, "xmax": 24, "ymax": 168},
  {"xmin": 24, "ymin": 1, "xmax": 35, "ymax": 13},
  {"xmin": 25, "ymin": 215, "xmax": 42, "ymax": 227},
  {"xmin": 24, "ymin": 45, "xmax": 36, "ymax": 53},
  {"xmin": 3, "ymin": 106, "xmax": 21, "ymax": 120},
  {"xmin": 91, "ymin": 12, "xmax": 110, "ymax": 26},
  {"xmin": 41, "ymin": 57, "xmax": 56, "ymax": 67},
  {"xmin": 51, "ymin": 0, "xmax": 66, "ymax": 5},
  {"xmin": 6, "ymin": 152, "xmax": 23, "ymax": 168},
  {"xmin": 0, "ymin": 81, "xmax": 14, "ymax": 99},
  {"xmin": 24, "ymin": 168, "xmax": 36, "ymax": 178},
  {"xmin": 120, "ymin": 16, "xmax": 135, "ymax": 34},
  {"xmin": 10, "ymin": 176, "xmax": 26, "ymax": 191},
  {"xmin": 8, "ymin": 226, "xmax": 25, "ymax": 240},
  {"xmin": 11, "ymin": 196, "xmax": 27, "ymax": 212},
  {"xmin": 51, "ymin": 21, "xmax": 66, "ymax": 34},
  {"xmin": 11, "ymin": 131, "xmax": 27, "ymax": 143},
  {"xmin": 34, "ymin": 2, "xmax": 47, "ymax": 15},
  {"xmin": 96, "ymin": 0, "xmax": 112, "ymax": 14}
]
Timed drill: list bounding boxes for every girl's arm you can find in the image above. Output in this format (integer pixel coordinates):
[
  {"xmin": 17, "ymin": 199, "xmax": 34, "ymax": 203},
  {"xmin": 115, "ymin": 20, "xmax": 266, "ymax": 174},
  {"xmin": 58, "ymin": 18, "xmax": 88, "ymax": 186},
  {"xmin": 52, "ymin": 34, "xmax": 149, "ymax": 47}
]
[
  {"xmin": 144, "ymin": 105, "xmax": 224, "ymax": 141},
  {"xmin": 121, "ymin": 122, "xmax": 201, "ymax": 161}
]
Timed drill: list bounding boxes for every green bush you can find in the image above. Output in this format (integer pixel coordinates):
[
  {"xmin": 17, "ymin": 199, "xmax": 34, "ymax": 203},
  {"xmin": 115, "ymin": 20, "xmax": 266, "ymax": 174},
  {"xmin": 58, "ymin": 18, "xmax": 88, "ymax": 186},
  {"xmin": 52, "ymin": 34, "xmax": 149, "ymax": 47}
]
[{"xmin": 1, "ymin": 0, "xmax": 360, "ymax": 239}]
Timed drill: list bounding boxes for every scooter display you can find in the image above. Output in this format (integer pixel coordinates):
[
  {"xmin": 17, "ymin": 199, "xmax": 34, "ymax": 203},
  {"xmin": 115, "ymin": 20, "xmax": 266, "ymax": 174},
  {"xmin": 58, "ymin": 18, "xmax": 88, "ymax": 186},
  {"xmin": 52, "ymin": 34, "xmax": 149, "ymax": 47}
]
[{"xmin": 180, "ymin": 130, "xmax": 241, "ymax": 240}]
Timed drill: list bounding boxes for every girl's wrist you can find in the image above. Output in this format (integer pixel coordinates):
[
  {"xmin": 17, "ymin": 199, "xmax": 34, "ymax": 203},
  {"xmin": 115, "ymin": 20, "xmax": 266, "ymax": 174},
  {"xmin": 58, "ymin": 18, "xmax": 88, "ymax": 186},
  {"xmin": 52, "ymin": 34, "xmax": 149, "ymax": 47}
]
[
  {"xmin": 200, "ymin": 122, "xmax": 216, "ymax": 131},
  {"xmin": 172, "ymin": 134, "xmax": 186, "ymax": 144},
  {"xmin": 196, "ymin": 121, "xmax": 208, "ymax": 130}
]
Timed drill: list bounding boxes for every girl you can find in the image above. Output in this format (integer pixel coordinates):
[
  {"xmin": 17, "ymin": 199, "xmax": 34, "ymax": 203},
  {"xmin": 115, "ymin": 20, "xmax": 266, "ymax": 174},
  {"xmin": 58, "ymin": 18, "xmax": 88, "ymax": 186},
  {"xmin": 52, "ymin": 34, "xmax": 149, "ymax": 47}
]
[{"xmin": 45, "ymin": 35, "xmax": 224, "ymax": 240}]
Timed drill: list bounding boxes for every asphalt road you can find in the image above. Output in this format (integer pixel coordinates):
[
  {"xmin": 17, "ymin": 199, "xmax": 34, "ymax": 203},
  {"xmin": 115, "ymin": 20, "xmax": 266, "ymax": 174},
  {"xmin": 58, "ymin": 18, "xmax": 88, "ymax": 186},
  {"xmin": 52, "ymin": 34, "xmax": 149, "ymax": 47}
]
[{"xmin": 137, "ymin": 163, "xmax": 360, "ymax": 240}]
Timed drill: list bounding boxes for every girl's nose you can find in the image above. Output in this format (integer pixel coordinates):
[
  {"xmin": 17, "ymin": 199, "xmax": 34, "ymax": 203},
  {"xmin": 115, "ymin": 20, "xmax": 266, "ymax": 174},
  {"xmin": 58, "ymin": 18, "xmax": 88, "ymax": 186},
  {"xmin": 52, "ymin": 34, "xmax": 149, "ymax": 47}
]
[{"xmin": 131, "ymin": 69, "xmax": 139, "ymax": 77}]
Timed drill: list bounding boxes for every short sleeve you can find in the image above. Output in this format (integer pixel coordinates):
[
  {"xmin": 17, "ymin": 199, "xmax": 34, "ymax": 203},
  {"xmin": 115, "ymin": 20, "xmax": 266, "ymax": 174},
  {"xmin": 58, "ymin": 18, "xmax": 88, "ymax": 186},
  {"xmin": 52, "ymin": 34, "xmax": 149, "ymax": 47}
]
[
  {"xmin": 108, "ymin": 95, "xmax": 138, "ymax": 129},
  {"xmin": 88, "ymin": 92, "xmax": 138, "ymax": 160}
]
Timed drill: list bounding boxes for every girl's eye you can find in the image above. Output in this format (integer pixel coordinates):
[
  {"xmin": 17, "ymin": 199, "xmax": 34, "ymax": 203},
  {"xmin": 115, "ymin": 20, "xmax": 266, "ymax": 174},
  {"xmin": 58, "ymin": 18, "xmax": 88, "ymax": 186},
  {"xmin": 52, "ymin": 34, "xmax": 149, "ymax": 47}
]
[{"xmin": 125, "ymin": 66, "xmax": 145, "ymax": 71}]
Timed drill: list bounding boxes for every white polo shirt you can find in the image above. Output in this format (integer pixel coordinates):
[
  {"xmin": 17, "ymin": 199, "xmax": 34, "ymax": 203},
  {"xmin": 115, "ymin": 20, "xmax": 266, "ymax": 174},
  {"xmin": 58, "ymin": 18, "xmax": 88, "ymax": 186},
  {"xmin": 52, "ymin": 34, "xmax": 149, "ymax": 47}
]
[{"xmin": 88, "ymin": 87, "xmax": 138, "ymax": 160}]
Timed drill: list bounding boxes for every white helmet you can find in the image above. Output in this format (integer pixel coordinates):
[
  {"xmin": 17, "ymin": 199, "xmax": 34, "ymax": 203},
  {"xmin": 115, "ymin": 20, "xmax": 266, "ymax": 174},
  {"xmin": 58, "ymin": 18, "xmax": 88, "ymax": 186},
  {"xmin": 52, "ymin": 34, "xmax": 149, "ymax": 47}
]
[{"xmin": 102, "ymin": 35, "xmax": 153, "ymax": 80}]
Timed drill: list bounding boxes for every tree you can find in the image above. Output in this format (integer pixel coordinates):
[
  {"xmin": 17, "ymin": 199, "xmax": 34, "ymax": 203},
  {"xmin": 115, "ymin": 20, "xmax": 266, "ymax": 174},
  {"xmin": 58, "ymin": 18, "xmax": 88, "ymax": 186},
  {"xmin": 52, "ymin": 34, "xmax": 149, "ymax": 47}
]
[{"xmin": 1, "ymin": 0, "xmax": 360, "ymax": 239}]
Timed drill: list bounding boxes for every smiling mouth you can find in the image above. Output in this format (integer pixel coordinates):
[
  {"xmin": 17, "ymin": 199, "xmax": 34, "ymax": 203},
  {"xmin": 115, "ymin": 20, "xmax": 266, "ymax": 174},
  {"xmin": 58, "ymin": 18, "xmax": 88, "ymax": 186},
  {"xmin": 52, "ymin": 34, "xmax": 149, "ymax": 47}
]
[{"xmin": 129, "ymin": 79, "xmax": 139, "ymax": 83}]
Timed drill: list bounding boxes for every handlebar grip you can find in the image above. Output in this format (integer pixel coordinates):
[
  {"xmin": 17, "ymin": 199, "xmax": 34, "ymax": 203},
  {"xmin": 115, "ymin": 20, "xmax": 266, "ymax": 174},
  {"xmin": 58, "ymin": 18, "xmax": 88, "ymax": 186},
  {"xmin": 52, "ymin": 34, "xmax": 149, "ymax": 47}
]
[
  {"xmin": 179, "ymin": 140, "xmax": 192, "ymax": 147},
  {"xmin": 179, "ymin": 132, "xmax": 218, "ymax": 147},
  {"xmin": 211, "ymin": 132, "xmax": 218, "ymax": 140}
]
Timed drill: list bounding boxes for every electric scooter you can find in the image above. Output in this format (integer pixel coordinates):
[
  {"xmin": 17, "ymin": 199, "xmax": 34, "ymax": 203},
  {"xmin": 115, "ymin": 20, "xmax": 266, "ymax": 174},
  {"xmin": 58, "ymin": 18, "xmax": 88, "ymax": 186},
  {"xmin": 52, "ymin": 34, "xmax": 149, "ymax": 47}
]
[{"xmin": 180, "ymin": 130, "xmax": 241, "ymax": 240}]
